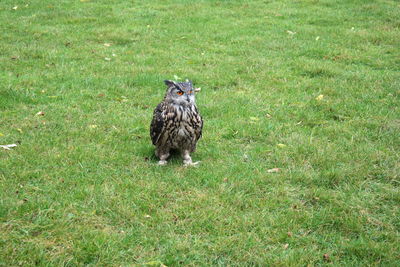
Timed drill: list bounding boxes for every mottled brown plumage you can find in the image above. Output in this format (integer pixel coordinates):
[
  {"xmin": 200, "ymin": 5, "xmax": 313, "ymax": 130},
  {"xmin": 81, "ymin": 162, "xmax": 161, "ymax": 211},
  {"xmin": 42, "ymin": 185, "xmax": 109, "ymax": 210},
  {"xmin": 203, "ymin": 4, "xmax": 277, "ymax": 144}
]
[{"xmin": 150, "ymin": 80, "xmax": 203, "ymax": 165}]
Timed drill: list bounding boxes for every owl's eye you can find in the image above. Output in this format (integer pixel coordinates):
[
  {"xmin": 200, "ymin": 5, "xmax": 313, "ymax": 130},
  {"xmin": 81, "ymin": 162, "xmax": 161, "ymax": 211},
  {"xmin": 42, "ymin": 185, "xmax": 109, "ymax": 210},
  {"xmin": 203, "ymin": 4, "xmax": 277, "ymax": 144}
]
[{"xmin": 177, "ymin": 91, "xmax": 184, "ymax": 96}]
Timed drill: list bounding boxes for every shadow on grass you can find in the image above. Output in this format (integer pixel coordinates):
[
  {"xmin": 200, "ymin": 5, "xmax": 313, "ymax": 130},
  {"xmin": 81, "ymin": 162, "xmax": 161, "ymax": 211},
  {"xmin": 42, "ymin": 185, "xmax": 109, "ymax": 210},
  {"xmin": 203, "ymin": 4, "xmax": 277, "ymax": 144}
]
[{"xmin": 139, "ymin": 145, "xmax": 185, "ymax": 165}]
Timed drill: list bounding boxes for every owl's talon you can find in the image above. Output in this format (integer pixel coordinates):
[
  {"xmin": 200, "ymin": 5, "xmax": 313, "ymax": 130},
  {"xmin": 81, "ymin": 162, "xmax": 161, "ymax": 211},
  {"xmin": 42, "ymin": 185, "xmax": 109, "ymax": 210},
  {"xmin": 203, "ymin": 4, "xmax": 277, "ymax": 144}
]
[{"xmin": 158, "ymin": 160, "xmax": 168, "ymax": 165}]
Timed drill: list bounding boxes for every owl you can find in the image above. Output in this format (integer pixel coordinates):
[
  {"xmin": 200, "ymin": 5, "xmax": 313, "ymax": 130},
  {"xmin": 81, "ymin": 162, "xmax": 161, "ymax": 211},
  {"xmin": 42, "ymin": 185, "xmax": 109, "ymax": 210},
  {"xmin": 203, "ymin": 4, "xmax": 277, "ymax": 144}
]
[{"xmin": 150, "ymin": 80, "xmax": 203, "ymax": 166}]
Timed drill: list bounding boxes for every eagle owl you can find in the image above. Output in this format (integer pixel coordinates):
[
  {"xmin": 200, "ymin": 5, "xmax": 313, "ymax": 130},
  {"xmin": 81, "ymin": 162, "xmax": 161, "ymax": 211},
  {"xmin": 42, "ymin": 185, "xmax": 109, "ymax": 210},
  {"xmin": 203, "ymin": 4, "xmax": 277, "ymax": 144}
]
[{"xmin": 150, "ymin": 80, "xmax": 203, "ymax": 166}]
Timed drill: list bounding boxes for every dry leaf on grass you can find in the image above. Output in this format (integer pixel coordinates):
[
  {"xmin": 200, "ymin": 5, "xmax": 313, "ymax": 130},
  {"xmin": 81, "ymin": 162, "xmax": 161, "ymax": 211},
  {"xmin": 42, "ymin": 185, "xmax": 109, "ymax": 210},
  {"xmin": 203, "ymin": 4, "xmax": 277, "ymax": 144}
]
[
  {"xmin": 36, "ymin": 111, "xmax": 45, "ymax": 116},
  {"xmin": 1, "ymin": 144, "xmax": 18, "ymax": 150},
  {"xmin": 250, "ymin": 117, "xmax": 260, "ymax": 121},
  {"xmin": 267, "ymin": 168, "xmax": 280, "ymax": 173}
]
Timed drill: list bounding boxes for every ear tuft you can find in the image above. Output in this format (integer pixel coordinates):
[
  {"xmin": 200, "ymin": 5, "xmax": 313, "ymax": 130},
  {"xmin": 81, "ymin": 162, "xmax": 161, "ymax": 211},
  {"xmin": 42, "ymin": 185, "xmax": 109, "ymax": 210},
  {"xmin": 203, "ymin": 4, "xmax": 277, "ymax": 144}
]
[{"xmin": 164, "ymin": 80, "xmax": 177, "ymax": 87}]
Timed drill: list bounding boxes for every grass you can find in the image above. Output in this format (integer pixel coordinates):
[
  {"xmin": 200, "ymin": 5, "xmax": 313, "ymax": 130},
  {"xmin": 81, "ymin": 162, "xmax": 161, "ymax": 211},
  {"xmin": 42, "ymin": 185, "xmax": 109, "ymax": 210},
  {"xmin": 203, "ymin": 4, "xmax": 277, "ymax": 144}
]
[{"xmin": 0, "ymin": 0, "xmax": 399, "ymax": 265}]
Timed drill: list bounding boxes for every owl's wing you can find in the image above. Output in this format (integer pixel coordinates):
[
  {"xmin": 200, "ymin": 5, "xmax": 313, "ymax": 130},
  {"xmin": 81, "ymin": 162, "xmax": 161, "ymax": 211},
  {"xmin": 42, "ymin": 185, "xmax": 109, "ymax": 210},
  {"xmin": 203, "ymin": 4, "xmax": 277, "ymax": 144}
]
[
  {"xmin": 194, "ymin": 107, "xmax": 203, "ymax": 141},
  {"xmin": 150, "ymin": 103, "xmax": 165, "ymax": 145}
]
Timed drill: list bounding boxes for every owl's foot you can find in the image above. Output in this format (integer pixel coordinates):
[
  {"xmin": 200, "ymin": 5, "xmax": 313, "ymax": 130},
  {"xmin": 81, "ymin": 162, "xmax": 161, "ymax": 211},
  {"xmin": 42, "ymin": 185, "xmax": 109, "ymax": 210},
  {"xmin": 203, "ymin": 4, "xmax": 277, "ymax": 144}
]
[
  {"xmin": 158, "ymin": 160, "xmax": 168, "ymax": 165},
  {"xmin": 157, "ymin": 152, "xmax": 170, "ymax": 166},
  {"xmin": 182, "ymin": 150, "xmax": 196, "ymax": 166}
]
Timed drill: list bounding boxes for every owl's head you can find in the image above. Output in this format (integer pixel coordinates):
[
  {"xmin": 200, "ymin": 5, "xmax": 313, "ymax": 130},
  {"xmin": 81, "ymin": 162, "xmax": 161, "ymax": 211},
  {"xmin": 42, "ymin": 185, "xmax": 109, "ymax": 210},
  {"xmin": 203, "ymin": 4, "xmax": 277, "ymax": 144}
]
[{"xmin": 164, "ymin": 80, "xmax": 196, "ymax": 106}]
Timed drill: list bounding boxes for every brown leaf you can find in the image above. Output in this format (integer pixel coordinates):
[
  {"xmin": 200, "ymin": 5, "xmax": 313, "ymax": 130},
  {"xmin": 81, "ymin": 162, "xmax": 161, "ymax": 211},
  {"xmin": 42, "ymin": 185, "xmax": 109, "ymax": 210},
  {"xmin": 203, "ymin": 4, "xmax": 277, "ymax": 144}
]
[
  {"xmin": 323, "ymin": 254, "xmax": 330, "ymax": 261},
  {"xmin": 287, "ymin": 232, "xmax": 293, "ymax": 237},
  {"xmin": 267, "ymin": 168, "xmax": 280, "ymax": 173}
]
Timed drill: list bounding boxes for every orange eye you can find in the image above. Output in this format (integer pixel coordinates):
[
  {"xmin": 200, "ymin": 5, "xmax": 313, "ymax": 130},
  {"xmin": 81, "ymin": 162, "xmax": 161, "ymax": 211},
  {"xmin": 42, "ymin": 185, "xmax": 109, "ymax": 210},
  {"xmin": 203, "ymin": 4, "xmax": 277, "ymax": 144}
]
[
  {"xmin": 189, "ymin": 90, "xmax": 193, "ymax": 94},
  {"xmin": 177, "ymin": 91, "xmax": 184, "ymax": 96}
]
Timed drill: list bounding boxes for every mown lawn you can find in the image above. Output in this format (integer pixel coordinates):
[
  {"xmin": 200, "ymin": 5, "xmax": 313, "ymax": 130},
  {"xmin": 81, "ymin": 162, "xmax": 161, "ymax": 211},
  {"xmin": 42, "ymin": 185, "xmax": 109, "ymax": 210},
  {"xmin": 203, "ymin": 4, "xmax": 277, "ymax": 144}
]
[{"xmin": 0, "ymin": 0, "xmax": 399, "ymax": 266}]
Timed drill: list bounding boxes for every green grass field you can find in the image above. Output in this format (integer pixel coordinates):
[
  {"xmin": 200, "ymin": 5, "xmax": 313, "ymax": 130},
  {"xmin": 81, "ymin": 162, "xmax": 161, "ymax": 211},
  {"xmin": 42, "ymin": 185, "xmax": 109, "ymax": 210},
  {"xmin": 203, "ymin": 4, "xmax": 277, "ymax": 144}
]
[{"xmin": 1, "ymin": 0, "xmax": 399, "ymax": 265}]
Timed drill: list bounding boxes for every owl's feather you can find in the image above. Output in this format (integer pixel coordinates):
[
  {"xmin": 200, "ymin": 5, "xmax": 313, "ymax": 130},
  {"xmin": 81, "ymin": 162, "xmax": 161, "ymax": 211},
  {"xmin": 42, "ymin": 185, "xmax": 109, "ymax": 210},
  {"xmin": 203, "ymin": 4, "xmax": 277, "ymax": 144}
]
[{"xmin": 150, "ymin": 102, "xmax": 165, "ymax": 145}]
